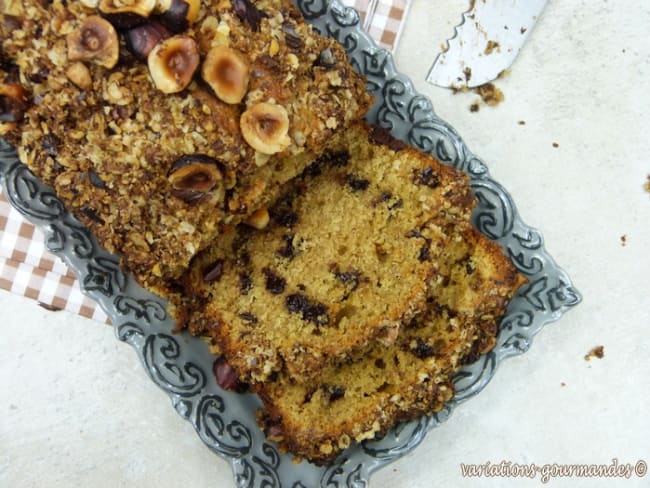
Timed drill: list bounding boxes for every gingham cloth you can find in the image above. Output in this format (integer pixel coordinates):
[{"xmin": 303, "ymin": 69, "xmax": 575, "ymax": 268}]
[{"xmin": 0, "ymin": 0, "xmax": 412, "ymax": 322}]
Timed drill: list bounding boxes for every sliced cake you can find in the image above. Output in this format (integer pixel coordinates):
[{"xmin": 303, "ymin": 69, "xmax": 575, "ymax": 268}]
[
  {"xmin": 183, "ymin": 122, "xmax": 476, "ymax": 384},
  {"xmin": 256, "ymin": 226, "xmax": 527, "ymax": 464}
]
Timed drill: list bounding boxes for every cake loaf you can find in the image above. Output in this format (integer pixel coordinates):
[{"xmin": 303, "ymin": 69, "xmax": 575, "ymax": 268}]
[
  {"xmin": 0, "ymin": 0, "xmax": 371, "ymax": 292},
  {"xmin": 256, "ymin": 226, "xmax": 527, "ymax": 464},
  {"xmin": 183, "ymin": 122, "xmax": 476, "ymax": 384}
]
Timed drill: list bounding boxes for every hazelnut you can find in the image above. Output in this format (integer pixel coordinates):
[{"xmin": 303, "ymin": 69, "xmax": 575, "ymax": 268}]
[
  {"xmin": 156, "ymin": 0, "xmax": 200, "ymax": 33},
  {"xmin": 240, "ymin": 102, "xmax": 291, "ymax": 154},
  {"xmin": 67, "ymin": 16, "xmax": 119, "ymax": 69},
  {"xmin": 147, "ymin": 35, "xmax": 199, "ymax": 93},
  {"xmin": 201, "ymin": 45, "xmax": 249, "ymax": 104},
  {"xmin": 65, "ymin": 62, "xmax": 93, "ymax": 89},
  {"xmin": 98, "ymin": 0, "xmax": 156, "ymax": 29},
  {"xmin": 244, "ymin": 207, "xmax": 270, "ymax": 230},
  {"xmin": 0, "ymin": 82, "xmax": 28, "ymax": 123},
  {"xmin": 168, "ymin": 154, "xmax": 224, "ymax": 204},
  {"xmin": 124, "ymin": 21, "xmax": 170, "ymax": 60}
]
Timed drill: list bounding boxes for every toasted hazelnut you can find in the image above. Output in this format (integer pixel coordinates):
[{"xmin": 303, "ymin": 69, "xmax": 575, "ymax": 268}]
[
  {"xmin": 67, "ymin": 16, "xmax": 119, "ymax": 69},
  {"xmin": 125, "ymin": 21, "xmax": 170, "ymax": 60},
  {"xmin": 156, "ymin": 0, "xmax": 200, "ymax": 32},
  {"xmin": 240, "ymin": 102, "xmax": 291, "ymax": 154},
  {"xmin": 168, "ymin": 154, "xmax": 224, "ymax": 204},
  {"xmin": 65, "ymin": 62, "xmax": 93, "ymax": 89},
  {"xmin": 147, "ymin": 35, "xmax": 199, "ymax": 93},
  {"xmin": 244, "ymin": 207, "xmax": 270, "ymax": 230},
  {"xmin": 99, "ymin": 0, "xmax": 156, "ymax": 29},
  {"xmin": 0, "ymin": 83, "xmax": 28, "ymax": 123},
  {"xmin": 201, "ymin": 45, "xmax": 249, "ymax": 104}
]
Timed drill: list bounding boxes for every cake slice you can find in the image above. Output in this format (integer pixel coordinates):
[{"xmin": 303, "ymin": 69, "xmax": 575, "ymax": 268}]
[
  {"xmin": 256, "ymin": 227, "xmax": 527, "ymax": 465},
  {"xmin": 183, "ymin": 122, "xmax": 476, "ymax": 384},
  {"xmin": 0, "ymin": 0, "xmax": 371, "ymax": 292}
]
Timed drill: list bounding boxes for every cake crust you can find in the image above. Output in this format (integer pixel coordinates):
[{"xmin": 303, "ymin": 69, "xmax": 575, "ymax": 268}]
[{"xmin": 0, "ymin": 0, "xmax": 371, "ymax": 292}]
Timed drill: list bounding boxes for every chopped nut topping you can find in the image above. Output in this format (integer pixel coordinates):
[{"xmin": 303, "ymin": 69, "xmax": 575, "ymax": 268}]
[
  {"xmin": 65, "ymin": 62, "xmax": 92, "ymax": 90},
  {"xmin": 244, "ymin": 207, "xmax": 270, "ymax": 230}
]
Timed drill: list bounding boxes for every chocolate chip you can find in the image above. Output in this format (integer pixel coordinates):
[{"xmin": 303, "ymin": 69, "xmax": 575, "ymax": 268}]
[
  {"xmin": 326, "ymin": 385, "xmax": 345, "ymax": 402},
  {"xmin": 414, "ymin": 166, "xmax": 440, "ymax": 189},
  {"xmin": 239, "ymin": 271, "xmax": 252, "ymax": 295},
  {"xmin": 285, "ymin": 293, "xmax": 329, "ymax": 326},
  {"xmin": 270, "ymin": 203, "xmax": 298, "ymax": 228},
  {"xmin": 368, "ymin": 125, "xmax": 408, "ymax": 152},
  {"xmin": 203, "ymin": 259, "xmax": 224, "ymax": 282},
  {"xmin": 372, "ymin": 191, "xmax": 392, "ymax": 206},
  {"xmin": 41, "ymin": 133, "xmax": 60, "ymax": 157},
  {"xmin": 80, "ymin": 207, "xmax": 105, "ymax": 225},
  {"xmin": 316, "ymin": 48, "xmax": 336, "ymax": 68},
  {"xmin": 346, "ymin": 174, "xmax": 370, "ymax": 191},
  {"xmin": 276, "ymin": 234, "xmax": 296, "ymax": 259},
  {"xmin": 88, "ymin": 169, "xmax": 107, "ymax": 190},
  {"xmin": 411, "ymin": 338, "xmax": 436, "ymax": 359},
  {"xmin": 232, "ymin": 0, "xmax": 268, "ymax": 32},
  {"xmin": 418, "ymin": 243, "xmax": 431, "ymax": 262},
  {"xmin": 388, "ymin": 199, "xmax": 403, "ymax": 211},
  {"xmin": 282, "ymin": 22, "xmax": 303, "ymax": 49},
  {"xmin": 238, "ymin": 312, "xmax": 258, "ymax": 325},
  {"xmin": 27, "ymin": 66, "xmax": 49, "ymax": 84},
  {"xmin": 213, "ymin": 356, "xmax": 248, "ymax": 392},
  {"xmin": 262, "ymin": 267, "xmax": 286, "ymax": 294}
]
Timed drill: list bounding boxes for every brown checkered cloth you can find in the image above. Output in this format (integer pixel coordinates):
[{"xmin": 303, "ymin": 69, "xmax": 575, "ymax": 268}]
[{"xmin": 0, "ymin": 0, "xmax": 412, "ymax": 322}]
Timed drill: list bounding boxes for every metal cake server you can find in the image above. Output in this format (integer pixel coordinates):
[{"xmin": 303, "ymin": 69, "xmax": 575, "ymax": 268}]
[{"xmin": 427, "ymin": 0, "xmax": 547, "ymax": 88}]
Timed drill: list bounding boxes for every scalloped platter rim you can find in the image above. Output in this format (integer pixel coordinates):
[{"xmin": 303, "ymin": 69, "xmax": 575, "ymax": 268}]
[{"xmin": 0, "ymin": 1, "xmax": 581, "ymax": 487}]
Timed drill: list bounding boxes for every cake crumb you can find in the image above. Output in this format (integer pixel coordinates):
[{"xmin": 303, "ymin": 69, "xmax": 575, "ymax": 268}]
[
  {"xmin": 620, "ymin": 234, "xmax": 627, "ymax": 246},
  {"xmin": 473, "ymin": 83, "xmax": 504, "ymax": 106},
  {"xmin": 484, "ymin": 40, "xmax": 500, "ymax": 55},
  {"xmin": 552, "ymin": 142, "xmax": 559, "ymax": 148},
  {"xmin": 463, "ymin": 67, "xmax": 472, "ymax": 83},
  {"xmin": 560, "ymin": 382, "xmax": 566, "ymax": 387},
  {"xmin": 584, "ymin": 346, "xmax": 605, "ymax": 361},
  {"xmin": 469, "ymin": 102, "xmax": 480, "ymax": 113},
  {"xmin": 38, "ymin": 302, "xmax": 63, "ymax": 312},
  {"xmin": 518, "ymin": 120, "xmax": 526, "ymax": 125}
]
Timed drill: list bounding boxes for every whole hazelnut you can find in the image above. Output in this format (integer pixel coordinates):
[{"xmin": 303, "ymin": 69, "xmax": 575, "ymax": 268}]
[
  {"xmin": 240, "ymin": 102, "xmax": 291, "ymax": 155},
  {"xmin": 201, "ymin": 45, "xmax": 249, "ymax": 104},
  {"xmin": 124, "ymin": 21, "xmax": 171, "ymax": 60},
  {"xmin": 147, "ymin": 35, "xmax": 199, "ymax": 93},
  {"xmin": 67, "ymin": 15, "xmax": 119, "ymax": 69},
  {"xmin": 98, "ymin": 0, "xmax": 156, "ymax": 29}
]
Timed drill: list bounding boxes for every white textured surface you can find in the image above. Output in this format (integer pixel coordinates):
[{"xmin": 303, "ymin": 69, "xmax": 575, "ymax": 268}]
[{"xmin": 2, "ymin": 0, "xmax": 650, "ymax": 487}]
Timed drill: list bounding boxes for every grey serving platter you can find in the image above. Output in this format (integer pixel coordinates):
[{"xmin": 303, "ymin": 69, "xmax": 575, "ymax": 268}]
[{"xmin": 0, "ymin": 1, "xmax": 581, "ymax": 486}]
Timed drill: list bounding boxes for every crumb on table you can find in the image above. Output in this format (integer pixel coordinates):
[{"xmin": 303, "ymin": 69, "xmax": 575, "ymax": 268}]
[
  {"xmin": 552, "ymin": 142, "xmax": 559, "ymax": 148},
  {"xmin": 620, "ymin": 234, "xmax": 627, "ymax": 246},
  {"xmin": 469, "ymin": 102, "xmax": 480, "ymax": 112},
  {"xmin": 584, "ymin": 345, "xmax": 605, "ymax": 361},
  {"xmin": 473, "ymin": 83, "xmax": 504, "ymax": 106}
]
